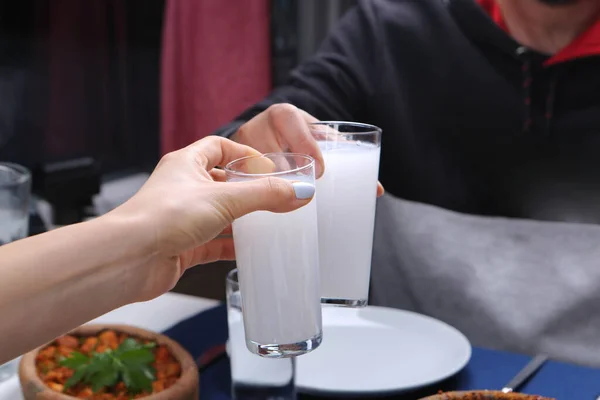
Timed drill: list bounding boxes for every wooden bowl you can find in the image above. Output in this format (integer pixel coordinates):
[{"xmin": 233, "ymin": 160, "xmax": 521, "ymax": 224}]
[
  {"xmin": 420, "ymin": 391, "xmax": 554, "ymax": 399},
  {"xmin": 18, "ymin": 324, "xmax": 199, "ymax": 400}
]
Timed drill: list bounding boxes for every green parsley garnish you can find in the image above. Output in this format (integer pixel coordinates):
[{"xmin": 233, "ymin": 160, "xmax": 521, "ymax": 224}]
[{"xmin": 59, "ymin": 338, "xmax": 156, "ymax": 394}]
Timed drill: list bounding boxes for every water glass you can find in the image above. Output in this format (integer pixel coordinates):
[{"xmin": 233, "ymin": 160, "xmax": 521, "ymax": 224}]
[
  {"xmin": 0, "ymin": 162, "xmax": 31, "ymax": 382},
  {"xmin": 225, "ymin": 153, "xmax": 322, "ymax": 357},
  {"xmin": 227, "ymin": 269, "xmax": 296, "ymax": 400},
  {"xmin": 0, "ymin": 162, "xmax": 30, "ymax": 245},
  {"xmin": 310, "ymin": 122, "xmax": 382, "ymax": 307}
]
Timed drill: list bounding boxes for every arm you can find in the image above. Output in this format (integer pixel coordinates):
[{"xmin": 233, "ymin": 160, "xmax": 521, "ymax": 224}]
[
  {"xmin": 0, "ymin": 213, "xmax": 151, "ymax": 363},
  {"xmin": 213, "ymin": 1, "xmax": 382, "ymax": 184},
  {"xmin": 0, "ymin": 137, "xmax": 313, "ymax": 364},
  {"xmin": 214, "ymin": 0, "xmax": 381, "ymax": 139}
]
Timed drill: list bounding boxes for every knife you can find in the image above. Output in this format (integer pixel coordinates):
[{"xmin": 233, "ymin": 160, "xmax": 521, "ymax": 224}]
[{"xmin": 501, "ymin": 354, "xmax": 549, "ymax": 393}]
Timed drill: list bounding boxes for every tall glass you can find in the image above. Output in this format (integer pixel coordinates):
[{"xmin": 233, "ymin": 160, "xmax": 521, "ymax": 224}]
[
  {"xmin": 227, "ymin": 269, "xmax": 296, "ymax": 400},
  {"xmin": 0, "ymin": 162, "xmax": 31, "ymax": 382},
  {"xmin": 310, "ymin": 122, "xmax": 381, "ymax": 307},
  {"xmin": 225, "ymin": 153, "xmax": 322, "ymax": 357}
]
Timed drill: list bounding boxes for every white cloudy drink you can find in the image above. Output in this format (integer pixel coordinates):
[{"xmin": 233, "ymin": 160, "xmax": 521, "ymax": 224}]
[
  {"xmin": 233, "ymin": 199, "xmax": 322, "ymax": 352},
  {"xmin": 312, "ymin": 122, "xmax": 381, "ymax": 306},
  {"xmin": 227, "ymin": 153, "xmax": 322, "ymax": 357}
]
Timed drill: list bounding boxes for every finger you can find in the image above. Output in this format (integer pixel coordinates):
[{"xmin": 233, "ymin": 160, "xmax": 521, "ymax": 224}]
[
  {"xmin": 239, "ymin": 156, "xmax": 277, "ymax": 175},
  {"xmin": 299, "ymin": 108, "xmax": 319, "ymax": 124},
  {"xmin": 267, "ymin": 104, "xmax": 325, "ymax": 178},
  {"xmin": 235, "ymin": 116, "xmax": 286, "ymax": 154},
  {"xmin": 377, "ymin": 182, "xmax": 385, "ymax": 197},
  {"xmin": 213, "ymin": 154, "xmax": 277, "ymax": 179},
  {"xmin": 186, "ymin": 136, "xmax": 262, "ymax": 171},
  {"xmin": 222, "ymin": 177, "xmax": 315, "ymax": 219},
  {"xmin": 209, "ymin": 168, "xmax": 227, "ymax": 182},
  {"xmin": 309, "ymin": 123, "xmax": 349, "ymax": 143},
  {"xmin": 186, "ymin": 237, "xmax": 236, "ymax": 267}
]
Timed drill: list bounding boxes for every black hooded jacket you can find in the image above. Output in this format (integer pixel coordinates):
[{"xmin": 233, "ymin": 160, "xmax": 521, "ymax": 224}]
[{"xmin": 216, "ymin": 0, "xmax": 600, "ymax": 223}]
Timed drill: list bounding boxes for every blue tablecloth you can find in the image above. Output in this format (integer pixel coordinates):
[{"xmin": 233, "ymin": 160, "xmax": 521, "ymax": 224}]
[{"xmin": 162, "ymin": 304, "xmax": 598, "ymax": 400}]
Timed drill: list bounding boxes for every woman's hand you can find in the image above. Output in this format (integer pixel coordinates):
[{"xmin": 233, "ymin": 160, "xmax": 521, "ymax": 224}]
[
  {"xmin": 113, "ymin": 136, "xmax": 315, "ymax": 299},
  {"xmin": 0, "ymin": 136, "xmax": 315, "ymax": 362}
]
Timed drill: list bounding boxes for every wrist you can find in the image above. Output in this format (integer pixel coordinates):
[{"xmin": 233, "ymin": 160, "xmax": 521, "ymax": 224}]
[{"xmin": 95, "ymin": 208, "xmax": 159, "ymax": 303}]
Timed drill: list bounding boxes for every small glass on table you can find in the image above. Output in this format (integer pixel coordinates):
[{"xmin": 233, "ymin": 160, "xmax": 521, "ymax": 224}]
[
  {"xmin": 309, "ymin": 122, "xmax": 382, "ymax": 307},
  {"xmin": 227, "ymin": 269, "xmax": 296, "ymax": 400},
  {"xmin": 225, "ymin": 153, "xmax": 322, "ymax": 358},
  {"xmin": 0, "ymin": 162, "xmax": 31, "ymax": 382}
]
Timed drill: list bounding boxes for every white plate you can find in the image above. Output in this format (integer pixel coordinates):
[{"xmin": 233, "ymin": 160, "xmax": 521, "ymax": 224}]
[{"xmin": 294, "ymin": 305, "xmax": 471, "ymax": 395}]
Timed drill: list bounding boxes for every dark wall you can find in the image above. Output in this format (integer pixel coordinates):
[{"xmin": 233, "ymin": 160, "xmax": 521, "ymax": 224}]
[
  {"xmin": 0, "ymin": 0, "xmax": 37, "ymax": 167},
  {"xmin": 0, "ymin": 0, "xmax": 163, "ymax": 174}
]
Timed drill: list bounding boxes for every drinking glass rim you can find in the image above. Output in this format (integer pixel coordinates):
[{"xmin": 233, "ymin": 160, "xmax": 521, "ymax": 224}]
[
  {"xmin": 310, "ymin": 121, "xmax": 382, "ymax": 135},
  {"xmin": 226, "ymin": 268, "xmax": 238, "ymax": 286},
  {"xmin": 224, "ymin": 153, "xmax": 315, "ymax": 178},
  {"xmin": 0, "ymin": 162, "xmax": 31, "ymax": 188}
]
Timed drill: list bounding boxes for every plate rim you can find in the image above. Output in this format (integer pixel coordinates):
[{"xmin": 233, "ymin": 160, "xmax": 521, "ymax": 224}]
[{"xmin": 295, "ymin": 305, "xmax": 472, "ymax": 395}]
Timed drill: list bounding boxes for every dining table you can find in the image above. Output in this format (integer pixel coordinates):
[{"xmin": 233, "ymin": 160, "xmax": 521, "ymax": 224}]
[{"xmin": 1, "ymin": 292, "xmax": 598, "ymax": 400}]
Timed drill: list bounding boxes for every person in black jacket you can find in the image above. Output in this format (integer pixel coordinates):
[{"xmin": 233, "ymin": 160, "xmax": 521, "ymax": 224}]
[{"xmin": 215, "ymin": 0, "xmax": 600, "ymax": 365}]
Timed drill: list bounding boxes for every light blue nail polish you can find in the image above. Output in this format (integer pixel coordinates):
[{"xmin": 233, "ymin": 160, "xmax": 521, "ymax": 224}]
[{"xmin": 293, "ymin": 182, "xmax": 315, "ymax": 200}]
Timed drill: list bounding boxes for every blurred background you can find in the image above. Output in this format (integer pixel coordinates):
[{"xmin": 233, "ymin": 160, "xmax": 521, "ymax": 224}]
[{"xmin": 0, "ymin": 0, "xmax": 357, "ymax": 299}]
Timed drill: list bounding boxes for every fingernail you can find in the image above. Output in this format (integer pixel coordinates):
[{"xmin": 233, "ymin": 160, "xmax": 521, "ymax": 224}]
[
  {"xmin": 292, "ymin": 182, "xmax": 315, "ymax": 200},
  {"xmin": 316, "ymin": 162, "xmax": 325, "ymax": 178}
]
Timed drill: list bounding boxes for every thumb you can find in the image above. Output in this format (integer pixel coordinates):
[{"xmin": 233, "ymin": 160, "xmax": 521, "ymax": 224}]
[{"xmin": 222, "ymin": 177, "xmax": 315, "ymax": 219}]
